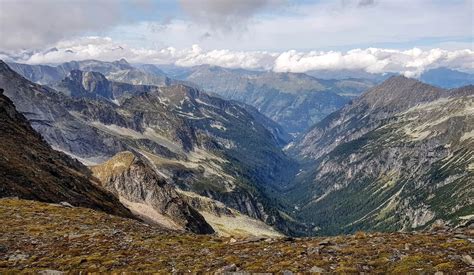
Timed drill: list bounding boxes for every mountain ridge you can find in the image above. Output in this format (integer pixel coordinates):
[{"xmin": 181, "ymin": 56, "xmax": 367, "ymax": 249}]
[{"xmin": 286, "ymin": 76, "xmax": 473, "ymax": 234}]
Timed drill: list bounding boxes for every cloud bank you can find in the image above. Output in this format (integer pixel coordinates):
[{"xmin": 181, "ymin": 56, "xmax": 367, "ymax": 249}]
[
  {"xmin": 2, "ymin": 37, "xmax": 472, "ymax": 77},
  {"xmin": 0, "ymin": 0, "xmax": 121, "ymax": 50},
  {"xmin": 179, "ymin": 0, "xmax": 284, "ymax": 32},
  {"xmin": 1, "ymin": 0, "xmax": 471, "ymax": 52}
]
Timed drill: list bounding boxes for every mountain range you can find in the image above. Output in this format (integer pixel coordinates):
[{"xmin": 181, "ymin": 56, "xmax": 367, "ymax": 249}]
[
  {"xmin": 6, "ymin": 61, "xmax": 371, "ymax": 135},
  {"xmin": 420, "ymin": 67, "xmax": 474, "ymax": 89},
  {"xmin": 0, "ymin": 60, "xmax": 299, "ymax": 236},
  {"xmin": 0, "ymin": 59, "xmax": 472, "ymax": 238}
]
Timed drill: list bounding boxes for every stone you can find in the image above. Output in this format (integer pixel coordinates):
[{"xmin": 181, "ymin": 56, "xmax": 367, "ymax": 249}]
[
  {"xmin": 38, "ymin": 270, "xmax": 65, "ymax": 275},
  {"xmin": 309, "ymin": 266, "xmax": 326, "ymax": 273},
  {"xmin": 307, "ymin": 246, "xmax": 320, "ymax": 255},
  {"xmin": 217, "ymin": 263, "xmax": 238, "ymax": 273},
  {"xmin": 318, "ymin": 238, "xmax": 332, "ymax": 246},
  {"xmin": 8, "ymin": 253, "xmax": 28, "ymax": 261},
  {"xmin": 59, "ymin": 202, "xmax": 73, "ymax": 208},
  {"xmin": 462, "ymin": 255, "xmax": 473, "ymax": 266}
]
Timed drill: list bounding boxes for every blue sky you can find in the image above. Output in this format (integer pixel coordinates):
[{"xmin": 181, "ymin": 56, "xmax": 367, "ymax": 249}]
[
  {"xmin": 110, "ymin": 0, "xmax": 473, "ymax": 52},
  {"xmin": 1, "ymin": 0, "xmax": 472, "ymax": 51},
  {"xmin": 0, "ymin": 0, "xmax": 472, "ymax": 75}
]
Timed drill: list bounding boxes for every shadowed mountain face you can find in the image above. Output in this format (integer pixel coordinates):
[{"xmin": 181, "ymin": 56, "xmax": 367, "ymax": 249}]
[
  {"xmin": 287, "ymin": 77, "xmax": 474, "ymax": 235},
  {"xmin": 0, "ymin": 88, "xmax": 134, "ymax": 219},
  {"xmin": 0, "ymin": 60, "xmax": 301, "ymax": 236}
]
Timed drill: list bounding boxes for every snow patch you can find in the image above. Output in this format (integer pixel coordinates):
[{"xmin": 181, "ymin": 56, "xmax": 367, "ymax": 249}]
[{"xmin": 210, "ymin": 121, "xmax": 226, "ymax": 131}]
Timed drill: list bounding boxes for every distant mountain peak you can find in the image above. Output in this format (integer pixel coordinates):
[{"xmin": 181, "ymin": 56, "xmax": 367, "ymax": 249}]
[
  {"xmin": 115, "ymin": 58, "xmax": 130, "ymax": 65},
  {"xmin": 0, "ymin": 59, "xmax": 10, "ymax": 70},
  {"xmin": 359, "ymin": 74, "xmax": 445, "ymax": 110},
  {"xmin": 56, "ymin": 69, "xmax": 113, "ymax": 100}
]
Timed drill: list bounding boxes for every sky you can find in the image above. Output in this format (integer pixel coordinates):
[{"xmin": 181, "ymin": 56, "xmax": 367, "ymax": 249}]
[{"xmin": 0, "ymin": 0, "xmax": 473, "ymax": 76}]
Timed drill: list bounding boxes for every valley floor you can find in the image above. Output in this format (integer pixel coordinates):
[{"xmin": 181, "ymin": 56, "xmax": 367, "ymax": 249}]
[{"xmin": 0, "ymin": 198, "xmax": 472, "ymax": 273}]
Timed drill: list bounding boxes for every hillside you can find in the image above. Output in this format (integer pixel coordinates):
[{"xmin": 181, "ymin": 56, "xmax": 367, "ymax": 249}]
[
  {"xmin": 420, "ymin": 68, "xmax": 474, "ymax": 89},
  {"xmin": 288, "ymin": 77, "xmax": 474, "ymax": 234},
  {"xmin": 0, "ymin": 88, "xmax": 132, "ymax": 218},
  {"xmin": 1, "ymin": 198, "xmax": 472, "ymax": 273}
]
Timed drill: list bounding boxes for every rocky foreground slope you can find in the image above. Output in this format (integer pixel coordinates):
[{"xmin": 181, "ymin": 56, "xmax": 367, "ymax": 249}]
[{"xmin": 1, "ymin": 198, "xmax": 473, "ymax": 273}]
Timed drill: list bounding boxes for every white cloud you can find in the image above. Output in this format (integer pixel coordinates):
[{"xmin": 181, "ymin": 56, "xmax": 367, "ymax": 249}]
[
  {"xmin": 0, "ymin": 0, "xmax": 153, "ymax": 51},
  {"xmin": 4, "ymin": 37, "xmax": 473, "ymax": 77},
  {"xmin": 0, "ymin": 0, "xmax": 122, "ymax": 50},
  {"xmin": 0, "ymin": 0, "xmax": 471, "ymax": 52},
  {"xmin": 273, "ymin": 48, "xmax": 474, "ymax": 77}
]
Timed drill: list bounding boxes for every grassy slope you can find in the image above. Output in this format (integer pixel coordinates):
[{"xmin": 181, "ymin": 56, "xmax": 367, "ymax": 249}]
[{"xmin": 0, "ymin": 198, "xmax": 472, "ymax": 273}]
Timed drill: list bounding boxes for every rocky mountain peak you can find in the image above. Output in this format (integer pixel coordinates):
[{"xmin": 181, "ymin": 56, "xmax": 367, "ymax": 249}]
[
  {"xmin": 359, "ymin": 75, "xmax": 445, "ymax": 111},
  {"xmin": 0, "ymin": 60, "xmax": 18, "ymax": 76},
  {"xmin": 56, "ymin": 70, "xmax": 114, "ymax": 100},
  {"xmin": 0, "ymin": 60, "xmax": 8, "ymax": 70},
  {"xmin": 91, "ymin": 151, "xmax": 215, "ymax": 234},
  {"xmin": 114, "ymin": 58, "xmax": 130, "ymax": 66},
  {"xmin": 81, "ymin": 71, "xmax": 110, "ymax": 93}
]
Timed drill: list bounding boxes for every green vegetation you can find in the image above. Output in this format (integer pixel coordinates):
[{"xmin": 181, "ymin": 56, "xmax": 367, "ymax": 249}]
[{"xmin": 1, "ymin": 198, "xmax": 472, "ymax": 273}]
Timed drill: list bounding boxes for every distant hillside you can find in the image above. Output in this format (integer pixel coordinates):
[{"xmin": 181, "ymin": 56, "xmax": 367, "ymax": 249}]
[
  {"xmin": 420, "ymin": 67, "xmax": 474, "ymax": 89},
  {"xmin": 174, "ymin": 64, "xmax": 369, "ymax": 134}
]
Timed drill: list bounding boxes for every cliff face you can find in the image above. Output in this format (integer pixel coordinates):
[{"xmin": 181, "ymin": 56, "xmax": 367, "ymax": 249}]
[
  {"xmin": 0, "ymin": 88, "xmax": 134, "ymax": 219},
  {"xmin": 91, "ymin": 151, "xmax": 214, "ymax": 234},
  {"xmin": 288, "ymin": 77, "xmax": 474, "ymax": 234}
]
